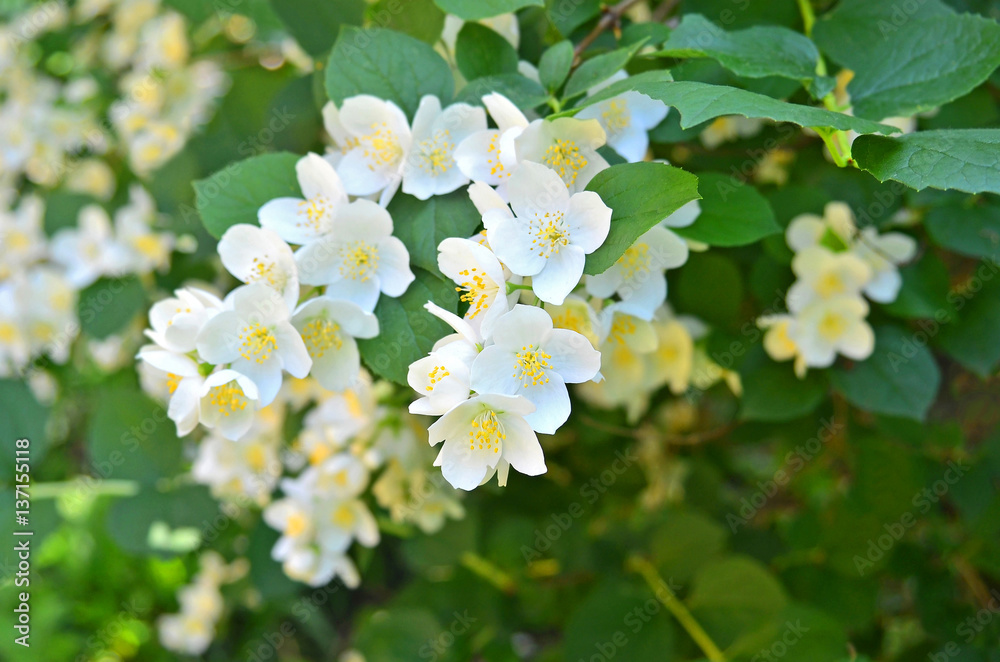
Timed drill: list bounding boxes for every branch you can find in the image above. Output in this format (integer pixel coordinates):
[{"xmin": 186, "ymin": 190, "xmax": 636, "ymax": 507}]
[{"xmin": 572, "ymin": 0, "xmax": 644, "ymax": 65}]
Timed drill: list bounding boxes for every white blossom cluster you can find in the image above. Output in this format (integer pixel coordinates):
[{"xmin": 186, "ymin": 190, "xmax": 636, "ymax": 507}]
[
  {"xmin": 760, "ymin": 202, "xmax": 917, "ymax": 375},
  {"xmin": 0, "ymin": 0, "xmax": 227, "ymax": 191}
]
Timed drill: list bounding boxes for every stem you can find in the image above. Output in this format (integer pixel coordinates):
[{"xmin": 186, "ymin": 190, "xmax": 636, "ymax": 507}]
[
  {"xmin": 506, "ymin": 282, "xmax": 534, "ymax": 293},
  {"xmin": 796, "ymin": 0, "xmax": 816, "ymax": 37},
  {"xmin": 627, "ymin": 556, "xmax": 727, "ymax": 662},
  {"xmin": 460, "ymin": 551, "xmax": 517, "ymax": 594},
  {"xmin": 572, "ymin": 0, "xmax": 644, "ymax": 65},
  {"xmin": 651, "ymin": 0, "xmax": 681, "ymax": 23},
  {"xmin": 31, "ymin": 479, "xmax": 140, "ymax": 499}
]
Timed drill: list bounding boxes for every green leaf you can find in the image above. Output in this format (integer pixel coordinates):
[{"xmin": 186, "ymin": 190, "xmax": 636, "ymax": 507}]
[
  {"xmin": 563, "ymin": 40, "xmax": 646, "ymax": 100},
  {"xmin": 925, "ymin": 203, "xmax": 1000, "ymax": 258},
  {"xmin": 853, "ymin": 130, "xmax": 1000, "ymax": 196},
  {"xmin": 434, "ymin": 0, "xmax": 543, "ymax": 20},
  {"xmin": 561, "ymin": 79, "xmax": 901, "ymax": 135},
  {"xmin": 583, "ymin": 162, "xmax": 701, "ymax": 275},
  {"xmin": 831, "ymin": 325, "xmax": 941, "ymax": 421},
  {"xmin": 538, "ymin": 40, "xmax": 573, "ymax": 92},
  {"xmin": 357, "ymin": 269, "xmax": 458, "ymax": 385},
  {"xmin": 648, "ymin": 509, "xmax": 727, "ymax": 583},
  {"xmin": 269, "ymin": 0, "xmax": 366, "ymax": 56},
  {"xmin": 813, "ymin": 1, "xmax": 1000, "ymax": 120},
  {"xmin": 672, "ymin": 173, "xmax": 780, "ymax": 247},
  {"xmin": 655, "ymin": 14, "xmax": 828, "ymax": 92},
  {"xmin": 740, "ymin": 361, "xmax": 827, "ymax": 422},
  {"xmin": 370, "ymin": 0, "xmax": 445, "ymax": 44},
  {"xmin": 673, "ymin": 253, "xmax": 744, "ymax": 330},
  {"xmin": 354, "ymin": 607, "xmax": 442, "ymax": 660},
  {"xmin": 388, "ymin": 191, "xmax": 482, "ymax": 277},
  {"xmin": 325, "ymin": 26, "xmax": 454, "ymax": 119},
  {"xmin": 545, "ymin": 0, "xmax": 600, "ymax": 37},
  {"xmin": 455, "ymin": 73, "xmax": 550, "ymax": 109},
  {"xmin": 938, "ymin": 269, "xmax": 1000, "ymax": 377},
  {"xmin": 455, "ymin": 23, "xmax": 519, "ymax": 81},
  {"xmin": 564, "ymin": 580, "xmax": 674, "ymax": 662},
  {"xmin": 77, "ymin": 276, "xmax": 147, "ymax": 339},
  {"xmin": 0, "ymin": 380, "xmax": 49, "ymax": 473},
  {"xmin": 193, "ymin": 151, "xmax": 300, "ymax": 239},
  {"xmin": 106, "ymin": 485, "xmax": 217, "ymax": 556},
  {"xmin": 881, "ymin": 254, "xmax": 953, "ymax": 320}
]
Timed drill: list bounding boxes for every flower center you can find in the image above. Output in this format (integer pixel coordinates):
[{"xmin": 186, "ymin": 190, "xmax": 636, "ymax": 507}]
[
  {"xmin": 361, "ymin": 122, "xmax": 403, "ymax": 170},
  {"xmin": 618, "ymin": 243, "xmax": 651, "ymax": 280},
  {"xmin": 469, "ymin": 409, "xmax": 505, "ymax": 454},
  {"xmin": 246, "ymin": 257, "xmax": 287, "ymax": 290},
  {"xmin": 602, "ymin": 99, "xmax": 631, "ymax": 135},
  {"xmin": 208, "ymin": 381, "xmax": 249, "ymax": 415},
  {"xmin": 542, "ymin": 138, "xmax": 588, "ymax": 187},
  {"xmin": 285, "ymin": 511, "xmax": 308, "ymax": 537},
  {"xmin": 340, "ymin": 241, "xmax": 380, "ymax": 281},
  {"xmin": 426, "ymin": 364, "xmax": 450, "ymax": 391},
  {"xmin": 514, "ymin": 345, "xmax": 552, "ymax": 387},
  {"xmin": 610, "ymin": 316, "xmax": 635, "ymax": 345},
  {"xmin": 487, "ymin": 132, "xmax": 506, "ymax": 178},
  {"xmin": 418, "ymin": 130, "xmax": 455, "ymax": 175},
  {"xmin": 246, "ymin": 444, "xmax": 267, "ymax": 471},
  {"xmin": 239, "ymin": 323, "xmax": 277, "ymax": 363},
  {"xmin": 455, "ymin": 267, "xmax": 497, "ymax": 319},
  {"xmin": 816, "ymin": 272, "xmax": 846, "ymax": 298},
  {"xmin": 298, "ymin": 195, "xmax": 333, "ymax": 231},
  {"xmin": 530, "ymin": 211, "xmax": 570, "ymax": 259},
  {"xmin": 333, "ymin": 504, "xmax": 356, "ymax": 527},
  {"xmin": 166, "ymin": 372, "xmax": 181, "ymax": 394},
  {"xmin": 301, "ymin": 318, "xmax": 342, "ymax": 359},
  {"xmin": 818, "ymin": 312, "xmax": 847, "ymax": 340}
]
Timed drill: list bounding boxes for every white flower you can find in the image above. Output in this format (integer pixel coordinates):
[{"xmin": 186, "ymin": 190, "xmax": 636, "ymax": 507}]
[
  {"xmin": 408, "ymin": 335, "xmax": 478, "ymax": 417},
  {"xmin": 786, "ymin": 202, "xmax": 856, "ymax": 251},
  {"xmin": 759, "ymin": 314, "xmax": 806, "ymax": 376},
  {"xmin": 145, "ymin": 287, "xmax": 224, "ymax": 354},
  {"xmin": 787, "ymin": 246, "xmax": 872, "ymax": 312},
  {"xmin": 197, "ymin": 369, "xmax": 261, "ymax": 441},
  {"xmin": 114, "ymin": 184, "xmax": 173, "ymax": 274},
  {"xmin": 50, "ymin": 204, "xmax": 127, "ymax": 287},
  {"xmin": 292, "ymin": 296, "xmax": 379, "ymax": 391},
  {"xmin": 218, "ymin": 224, "xmax": 300, "ymax": 310},
  {"xmin": 138, "ymin": 347, "xmax": 204, "ymax": 436},
  {"xmin": 700, "ymin": 115, "xmax": 764, "ymax": 149},
  {"xmin": 585, "ymin": 226, "xmax": 688, "ymax": 320},
  {"xmin": 282, "ymin": 545, "xmax": 360, "ymax": 588},
  {"xmin": 401, "ymin": 95, "xmax": 486, "ymax": 200},
  {"xmin": 487, "ymin": 162, "xmax": 611, "ymax": 305},
  {"xmin": 428, "ymin": 393, "xmax": 544, "ymax": 490},
  {"xmin": 851, "ymin": 227, "xmax": 917, "ymax": 303},
  {"xmin": 196, "ymin": 284, "xmax": 312, "ymax": 406},
  {"xmin": 322, "ymin": 95, "xmax": 412, "ymax": 205},
  {"xmin": 192, "ymin": 428, "xmax": 281, "ymax": 503},
  {"xmin": 454, "ymin": 93, "xmax": 529, "ymax": 188},
  {"xmin": 0, "ymin": 195, "xmax": 45, "ymax": 280},
  {"xmin": 790, "ymin": 296, "xmax": 875, "ymax": 368},
  {"xmin": 470, "ymin": 305, "xmax": 600, "ymax": 434},
  {"xmin": 295, "ymin": 199, "xmax": 415, "ymax": 312},
  {"xmin": 438, "ymin": 237, "xmax": 519, "ymax": 336},
  {"xmin": 513, "ymin": 117, "xmax": 608, "ymax": 192},
  {"xmin": 576, "ymin": 71, "xmax": 668, "ymax": 163},
  {"xmin": 258, "ymin": 152, "xmax": 348, "ymax": 246},
  {"xmin": 661, "ymin": 199, "xmax": 701, "ymax": 231}
]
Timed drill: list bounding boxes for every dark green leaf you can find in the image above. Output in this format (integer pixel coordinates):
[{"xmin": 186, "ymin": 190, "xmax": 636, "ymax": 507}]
[
  {"xmin": 881, "ymin": 254, "xmax": 954, "ymax": 320},
  {"xmin": 388, "ymin": 191, "xmax": 482, "ymax": 277},
  {"xmin": 269, "ymin": 0, "xmax": 366, "ymax": 56},
  {"xmin": 563, "ymin": 41, "xmax": 646, "ymax": 100},
  {"xmin": 538, "ymin": 40, "xmax": 573, "ymax": 92},
  {"xmin": 456, "ymin": 73, "xmax": 549, "ymax": 109},
  {"xmin": 924, "ymin": 203, "xmax": 1000, "ymax": 258},
  {"xmin": 435, "ymin": 0, "xmax": 543, "ymax": 20},
  {"xmin": 583, "ymin": 162, "xmax": 701, "ymax": 275},
  {"xmin": 193, "ymin": 151, "xmax": 300, "ymax": 239},
  {"xmin": 854, "ymin": 130, "xmax": 1000, "ymax": 196},
  {"xmin": 105, "ymin": 485, "xmax": 218, "ymax": 556},
  {"xmin": 831, "ymin": 325, "xmax": 941, "ymax": 421},
  {"xmin": 672, "ymin": 173, "xmax": 780, "ymax": 247},
  {"xmin": 371, "ymin": 0, "xmax": 445, "ymax": 43},
  {"xmin": 456, "ymin": 23, "xmax": 519, "ymax": 81},
  {"xmin": 325, "ymin": 26, "xmax": 453, "ymax": 119},
  {"xmin": 77, "ymin": 276, "xmax": 147, "ymax": 339},
  {"xmin": 740, "ymin": 362, "xmax": 827, "ymax": 422},
  {"xmin": 545, "ymin": 0, "xmax": 600, "ymax": 37},
  {"xmin": 564, "ymin": 580, "xmax": 674, "ymax": 662},
  {"xmin": 938, "ymin": 268, "xmax": 1000, "ymax": 377}
]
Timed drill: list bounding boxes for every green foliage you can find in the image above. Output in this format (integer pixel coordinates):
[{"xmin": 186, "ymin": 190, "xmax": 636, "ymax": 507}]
[
  {"xmin": 583, "ymin": 162, "xmax": 701, "ymax": 275},
  {"xmin": 538, "ymin": 40, "xmax": 574, "ymax": 93},
  {"xmin": 193, "ymin": 151, "xmax": 300, "ymax": 239},
  {"xmin": 563, "ymin": 41, "xmax": 646, "ymax": 100},
  {"xmin": 455, "ymin": 73, "xmax": 550, "ymax": 108},
  {"xmin": 77, "ymin": 276, "xmax": 147, "ymax": 339},
  {"xmin": 325, "ymin": 26, "xmax": 454, "ymax": 118},
  {"xmin": 435, "ymin": 0, "xmax": 543, "ymax": 20},
  {"xmin": 455, "ymin": 23, "xmax": 519, "ymax": 81},
  {"xmin": 388, "ymin": 191, "xmax": 482, "ymax": 277},
  {"xmin": 370, "ymin": 0, "xmax": 446, "ymax": 43},
  {"xmin": 673, "ymin": 173, "xmax": 781, "ymax": 247},
  {"xmin": 269, "ymin": 0, "xmax": 366, "ymax": 56}
]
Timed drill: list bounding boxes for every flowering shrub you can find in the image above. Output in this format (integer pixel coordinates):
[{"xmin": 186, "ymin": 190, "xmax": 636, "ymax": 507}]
[{"xmin": 4, "ymin": 1, "xmax": 1000, "ymax": 661}]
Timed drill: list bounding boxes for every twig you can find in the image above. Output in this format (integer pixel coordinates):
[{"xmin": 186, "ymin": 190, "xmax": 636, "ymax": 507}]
[
  {"xmin": 572, "ymin": 0, "xmax": 644, "ymax": 65},
  {"xmin": 651, "ymin": 0, "xmax": 681, "ymax": 23}
]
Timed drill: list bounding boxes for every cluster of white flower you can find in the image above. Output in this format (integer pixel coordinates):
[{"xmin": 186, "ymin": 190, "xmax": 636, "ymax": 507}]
[
  {"xmin": 0, "ymin": 185, "xmax": 173, "ymax": 377},
  {"xmin": 0, "ymin": 0, "xmax": 227, "ymax": 190},
  {"xmin": 158, "ymin": 551, "xmax": 247, "ymax": 656},
  {"xmin": 760, "ymin": 202, "xmax": 917, "ymax": 375}
]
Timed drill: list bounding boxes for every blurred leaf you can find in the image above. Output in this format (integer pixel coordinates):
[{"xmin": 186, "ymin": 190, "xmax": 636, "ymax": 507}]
[
  {"xmin": 740, "ymin": 361, "xmax": 827, "ymax": 422},
  {"xmin": 372, "ymin": 0, "xmax": 445, "ymax": 43},
  {"xmin": 538, "ymin": 40, "xmax": 573, "ymax": 92},
  {"xmin": 456, "ymin": 23, "xmax": 519, "ymax": 81},
  {"xmin": 881, "ymin": 254, "xmax": 953, "ymax": 320},
  {"xmin": 435, "ymin": 0, "xmax": 543, "ymax": 20},
  {"xmin": 937, "ymin": 271, "xmax": 1000, "ymax": 376},
  {"xmin": 924, "ymin": 203, "xmax": 1000, "ymax": 258},
  {"xmin": 648, "ymin": 509, "xmax": 727, "ymax": 583},
  {"xmin": 388, "ymin": 191, "xmax": 481, "ymax": 277},
  {"xmin": 269, "ymin": 0, "xmax": 366, "ymax": 56},
  {"xmin": 105, "ymin": 485, "xmax": 217, "ymax": 556},
  {"xmin": 77, "ymin": 275, "xmax": 146, "ymax": 339},
  {"xmin": 564, "ymin": 579, "xmax": 675, "ymax": 662},
  {"xmin": 564, "ymin": 41, "xmax": 646, "ymax": 100},
  {"xmin": 673, "ymin": 173, "xmax": 780, "ymax": 247},
  {"xmin": 455, "ymin": 73, "xmax": 549, "ymax": 108}
]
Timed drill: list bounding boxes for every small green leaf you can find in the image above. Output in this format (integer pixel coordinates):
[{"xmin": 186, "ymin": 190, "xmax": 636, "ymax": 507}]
[
  {"xmin": 655, "ymin": 14, "xmax": 827, "ymax": 92},
  {"xmin": 455, "ymin": 23, "xmax": 519, "ymax": 81},
  {"xmin": 545, "ymin": 0, "xmax": 600, "ymax": 37},
  {"xmin": 561, "ymin": 79, "xmax": 901, "ymax": 135},
  {"xmin": 106, "ymin": 485, "xmax": 218, "ymax": 556},
  {"xmin": 370, "ymin": 0, "xmax": 445, "ymax": 44},
  {"xmin": 831, "ymin": 325, "xmax": 941, "ymax": 421},
  {"xmin": 538, "ymin": 40, "xmax": 573, "ymax": 92},
  {"xmin": 672, "ymin": 173, "xmax": 780, "ymax": 247},
  {"xmin": 881, "ymin": 254, "xmax": 953, "ymax": 320},
  {"xmin": 269, "ymin": 0, "xmax": 366, "ymax": 56},
  {"xmin": 0, "ymin": 380, "xmax": 49, "ymax": 473},
  {"xmin": 455, "ymin": 73, "xmax": 549, "ymax": 109},
  {"xmin": 563, "ymin": 40, "xmax": 646, "ymax": 100},
  {"xmin": 740, "ymin": 361, "xmax": 827, "ymax": 422},
  {"xmin": 193, "ymin": 152, "xmax": 300, "ymax": 239},
  {"xmin": 388, "ymin": 191, "xmax": 482, "ymax": 277},
  {"xmin": 583, "ymin": 162, "xmax": 701, "ymax": 275},
  {"xmin": 434, "ymin": 0, "xmax": 543, "ymax": 20},
  {"xmin": 325, "ymin": 26, "xmax": 454, "ymax": 119},
  {"xmin": 924, "ymin": 203, "xmax": 1000, "ymax": 259},
  {"xmin": 938, "ymin": 270, "xmax": 1000, "ymax": 377},
  {"xmin": 853, "ymin": 130, "xmax": 1000, "ymax": 196},
  {"xmin": 357, "ymin": 269, "xmax": 458, "ymax": 386},
  {"xmin": 565, "ymin": 580, "xmax": 675, "ymax": 662},
  {"xmin": 77, "ymin": 276, "xmax": 147, "ymax": 339}
]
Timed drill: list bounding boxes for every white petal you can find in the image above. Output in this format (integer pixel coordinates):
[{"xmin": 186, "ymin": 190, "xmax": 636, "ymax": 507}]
[
  {"xmin": 566, "ymin": 191, "xmax": 612, "ymax": 254},
  {"xmin": 297, "ymin": 152, "xmax": 348, "ymax": 204},
  {"xmin": 531, "ymin": 245, "xmax": 586, "ymax": 305},
  {"xmin": 500, "ymin": 412, "xmax": 546, "ymax": 476}
]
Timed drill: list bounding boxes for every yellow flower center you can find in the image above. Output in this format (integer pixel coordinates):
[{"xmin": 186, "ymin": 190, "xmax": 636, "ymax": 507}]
[
  {"xmin": 301, "ymin": 318, "xmax": 342, "ymax": 359},
  {"xmin": 245, "ymin": 444, "xmax": 267, "ymax": 472},
  {"xmin": 418, "ymin": 130, "xmax": 454, "ymax": 175},
  {"xmin": 455, "ymin": 267, "xmax": 496, "ymax": 319},
  {"xmin": 816, "ymin": 272, "xmax": 846, "ymax": 298},
  {"xmin": 340, "ymin": 241, "xmax": 379, "ymax": 281},
  {"xmin": 0, "ymin": 322, "xmax": 19, "ymax": 343},
  {"xmin": 208, "ymin": 381, "xmax": 249, "ymax": 415},
  {"xmin": 298, "ymin": 195, "xmax": 333, "ymax": 231},
  {"xmin": 469, "ymin": 409, "xmax": 505, "ymax": 454},
  {"xmin": 530, "ymin": 211, "xmax": 570, "ymax": 259},
  {"xmin": 239, "ymin": 323, "xmax": 277, "ymax": 363},
  {"xmin": 487, "ymin": 132, "xmax": 506, "ymax": 178},
  {"xmin": 543, "ymin": 138, "xmax": 588, "ymax": 188},
  {"xmin": 618, "ymin": 243, "xmax": 651, "ymax": 280},
  {"xmin": 610, "ymin": 316, "xmax": 635, "ymax": 345},
  {"xmin": 601, "ymin": 99, "xmax": 631, "ymax": 135},
  {"xmin": 285, "ymin": 511, "xmax": 308, "ymax": 537},
  {"xmin": 426, "ymin": 364, "xmax": 450, "ymax": 391},
  {"xmin": 818, "ymin": 312, "xmax": 847, "ymax": 341},
  {"xmin": 166, "ymin": 372, "xmax": 181, "ymax": 394},
  {"xmin": 514, "ymin": 345, "xmax": 552, "ymax": 387},
  {"xmin": 361, "ymin": 122, "xmax": 403, "ymax": 169},
  {"xmin": 246, "ymin": 257, "xmax": 286, "ymax": 290},
  {"xmin": 333, "ymin": 504, "xmax": 355, "ymax": 527}
]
